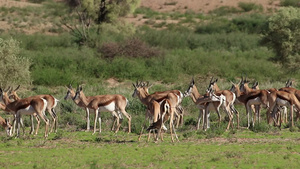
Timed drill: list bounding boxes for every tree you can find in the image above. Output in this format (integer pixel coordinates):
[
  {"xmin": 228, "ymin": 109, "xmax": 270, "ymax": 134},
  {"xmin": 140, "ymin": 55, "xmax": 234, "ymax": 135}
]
[
  {"xmin": 62, "ymin": 0, "xmax": 140, "ymax": 45},
  {"xmin": 261, "ymin": 7, "xmax": 300, "ymax": 64},
  {"xmin": 0, "ymin": 38, "xmax": 31, "ymax": 87}
]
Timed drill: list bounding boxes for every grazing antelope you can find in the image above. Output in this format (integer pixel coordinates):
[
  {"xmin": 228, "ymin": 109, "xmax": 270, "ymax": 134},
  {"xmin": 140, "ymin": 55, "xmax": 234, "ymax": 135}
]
[
  {"xmin": 230, "ymin": 81, "xmax": 270, "ymax": 128},
  {"xmin": 9, "ymin": 85, "xmax": 59, "ymax": 133},
  {"xmin": 132, "ymin": 81, "xmax": 185, "ymax": 142},
  {"xmin": 0, "ymin": 88, "xmax": 49, "ymax": 138},
  {"xmin": 185, "ymin": 78, "xmax": 235, "ymax": 131},
  {"xmin": 205, "ymin": 77, "xmax": 240, "ymax": 129},
  {"xmin": 73, "ymin": 86, "xmax": 131, "ymax": 134},
  {"xmin": 0, "ymin": 114, "xmax": 12, "ymax": 136}
]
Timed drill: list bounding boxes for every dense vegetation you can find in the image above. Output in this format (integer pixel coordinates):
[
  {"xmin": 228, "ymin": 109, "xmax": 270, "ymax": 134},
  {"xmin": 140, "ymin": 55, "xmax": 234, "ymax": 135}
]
[{"xmin": 0, "ymin": 1, "xmax": 300, "ymax": 168}]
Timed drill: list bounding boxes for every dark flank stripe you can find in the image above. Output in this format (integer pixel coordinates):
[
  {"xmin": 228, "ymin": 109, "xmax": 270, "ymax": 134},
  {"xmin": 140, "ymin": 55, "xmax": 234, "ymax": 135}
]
[
  {"xmin": 97, "ymin": 98, "xmax": 115, "ymax": 107},
  {"xmin": 245, "ymin": 92, "xmax": 262, "ymax": 103},
  {"xmin": 17, "ymin": 103, "xmax": 31, "ymax": 110},
  {"xmin": 277, "ymin": 94, "xmax": 292, "ymax": 104}
]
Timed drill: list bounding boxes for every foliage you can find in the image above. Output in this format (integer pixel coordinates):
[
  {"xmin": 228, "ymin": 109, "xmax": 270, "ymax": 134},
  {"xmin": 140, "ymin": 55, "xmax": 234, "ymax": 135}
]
[
  {"xmin": 0, "ymin": 38, "xmax": 31, "ymax": 87},
  {"xmin": 238, "ymin": 2, "xmax": 264, "ymax": 12},
  {"xmin": 195, "ymin": 14, "xmax": 267, "ymax": 34},
  {"xmin": 280, "ymin": 0, "xmax": 300, "ymax": 7},
  {"xmin": 209, "ymin": 6, "xmax": 241, "ymax": 16},
  {"xmin": 99, "ymin": 37, "xmax": 162, "ymax": 59},
  {"xmin": 261, "ymin": 7, "xmax": 300, "ymax": 63},
  {"xmin": 62, "ymin": 0, "xmax": 141, "ymax": 45}
]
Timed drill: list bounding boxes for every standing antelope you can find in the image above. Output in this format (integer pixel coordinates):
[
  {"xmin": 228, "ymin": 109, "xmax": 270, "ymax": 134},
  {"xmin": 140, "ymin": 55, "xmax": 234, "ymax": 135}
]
[
  {"xmin": 146, "ymin": 92, "xmax": 179, "ymax": 142},
  {"xmin": 0, "ymin": 114, "xmax": 12, "ymax": 136},
  {"xmin": 230, "ymin": 81, "xmax": 270, "ymax": 128},
  {"xmin": 140, "ymin": 81, "xmax": 185, "ymax": 128},
  {"xmin": 266, "ymin": 89, "xmax": 300, "ymax": 128},
  {"xmin": 205, "ymin": 77, "xmax": 240, "ymax": 129},
  {"xmin": 278, "ymin": 82, "xmax": 300, "ymax": 122},
  {"xmin": 65, "ymin": 85, "xmax": 120, "ymax": 132},
  {"xmin": 185, "ymin": 78, "xmax": 234, "ymax": 131},
  {"xmin": 239, "ymin": 78, "xmax": 275, "ymax": 124},
  {"xmin": 132, "ymin": 81, "xmax": 185, "ymax": 142},
  {"xmin": 0, "ymin": 88, "xmax": 49, "ymax": 138},
  {"xmin": 9, "ymin": 85, "xmax": 59, "ymax": 133},
  {"xmin": 73, "ymin": 86, "xmax": 131, "ymax": 134}
]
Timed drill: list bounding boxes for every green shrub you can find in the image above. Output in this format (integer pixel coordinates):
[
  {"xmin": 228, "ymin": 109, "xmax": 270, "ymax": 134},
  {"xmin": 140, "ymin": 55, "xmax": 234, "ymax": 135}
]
[
  {"xmin": 231, "ymin": 14, "xmax": 268, "ymax": 33},
  {"xmin": 99, "ymin": 37, "xmax": 162, "ymax": 59},
  {"xmin": 209, "ymin": 6, "xmax": 241, "ymax": 16},
  {"xmin": 195, "ymin": 14, "xmax": 267, "ymax": 34},
  {"xmin": 250, "ymin": 122, "xmax": 271, "ymax": 133},
  {"xmin": 195, "ymin": 19, "xmax": 233, "ymax": 34},
  {"xmin": 0, "ymin": 38, "xmax": 31, "ymax": 87},
  {"xmin": 280, "ymin": 0, "xmax": 300, "ymax": 7},
  {"xmin": 238, "ymin": 2, "xmax": 264, "ymax": 12}
]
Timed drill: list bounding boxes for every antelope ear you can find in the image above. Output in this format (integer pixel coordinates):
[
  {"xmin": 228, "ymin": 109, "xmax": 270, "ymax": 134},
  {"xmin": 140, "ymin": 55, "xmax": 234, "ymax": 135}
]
[
  {"xmin": 215, "ymin": 78, "xmax": 218, "ymax": 83},
  {"xmin": 132, "ymin": 83, "xmax": 136, "ymax": 88}
]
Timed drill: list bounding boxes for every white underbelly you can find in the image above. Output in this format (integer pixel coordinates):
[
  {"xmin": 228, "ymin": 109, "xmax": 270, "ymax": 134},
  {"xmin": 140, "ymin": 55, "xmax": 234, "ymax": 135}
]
[
  {"xmin": 98, "ymin": 102, "xmax": 116, "ymax": 112},
  {"xmin": 248, "ymin": 97, "xmax": 261, "ymax": 105},
  {"xmin": 276, "ymin": 98, "xmax": 290, "ymax": 106},
  {"xmin": 18, "ymin": 106, "xmax": 36, "ymax": 115}
]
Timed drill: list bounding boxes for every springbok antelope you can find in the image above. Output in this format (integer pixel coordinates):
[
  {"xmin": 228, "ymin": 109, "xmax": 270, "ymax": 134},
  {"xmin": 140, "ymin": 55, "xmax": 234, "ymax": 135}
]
[
  {"xmin": 185, "ymin": 78, "xmax": 235, "ymax": 131},
  {"xmin": 278, "ymin": 81, "xmax": 300, "ymax": 122},
  {"xmin": 132, "ymin": 81, "xmax": 185, "ymax": 141},
  {"xmin": 65, "ymin": 85, "xmax": 120, "ymax": 132},
  {"xmin": 266, "ymin": 89, "xmax": 300, "ymax": 128},
  {"xmin": 73, "ymin": 86, "xmax": 131, "ymax": 134},
  {"xmin": 230, "ymin": 81, "xmax": 270, "ymax": 128},
  {"xmin": 147, "ymin": 89, "xmax": 220, "ymax": 142},
  {"xmin": 0, "ymin": 88, "xmax": 49, "ymax": 138},
  {"xmin": 205, "ymin": 77, "xmax": 240, "ymax": 129},
  {"xmin": 0, "ymin": 114, "xmax": 12, "ymax": 136},
  {"xmin": 146, "ymin": 92, "xmax": 180, "ymax": 142},
  {"xmin": 140, "ymin": 81, "xmax": 185, "ymax": 128},
  {"xmin": 239, "ymin": 77, "xmax": 278, "ymax": 124},
  {"xmin": 9, "ymin": 85, "xmax": 59, "ymax": 133}
]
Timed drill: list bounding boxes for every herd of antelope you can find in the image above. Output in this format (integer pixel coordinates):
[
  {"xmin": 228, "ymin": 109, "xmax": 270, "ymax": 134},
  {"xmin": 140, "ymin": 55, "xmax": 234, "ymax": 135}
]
[{"xmin": 0, "ymin": 77, "xmax": 299, "ymax": 142}]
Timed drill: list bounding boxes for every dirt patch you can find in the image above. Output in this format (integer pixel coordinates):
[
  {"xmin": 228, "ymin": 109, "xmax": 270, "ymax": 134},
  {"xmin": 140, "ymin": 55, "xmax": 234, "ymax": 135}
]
[
  {"xmin": 141, "ymin": 0, "xmax": 281, "ymax": 13},
  {"xmin": 0, "ymin": 0, "xmax": 41, "ymax": 8}
]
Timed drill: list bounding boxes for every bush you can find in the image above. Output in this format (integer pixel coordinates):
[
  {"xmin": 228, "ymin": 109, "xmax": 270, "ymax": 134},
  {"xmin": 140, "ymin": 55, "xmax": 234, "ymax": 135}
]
[
  {"xmin": 238, "ymin": 2, "xmax": 264, "ymax": 12},
  {"xmin": 280, "ymin": 0, "xmax": 300, "ymax": 7},
  {"xmin": 195, "ymin": 14, "xmax": 267, "ymax": 34},
  {"xmin": 99, "ymin": 37, "xmax": 162, "ymax": 59},
  {"xmin": 209, "ymin": 6, "xmax": 241, "ymax": 16},
  {"xmin": 261, "ymin": 7, "xmax": 300, "ymax": 63},
  {"xmin": 231, "ymin": 14, "xmax": 268, "ymax": 33},
  {"xmin": 0, "ymin": 38, "xmax": 31, "ymax": 87}
]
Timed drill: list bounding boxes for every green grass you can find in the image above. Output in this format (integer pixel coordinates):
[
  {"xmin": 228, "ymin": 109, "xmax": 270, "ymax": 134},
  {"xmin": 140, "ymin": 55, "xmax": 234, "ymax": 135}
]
[{"xmin": 0, "ymin": 129, "xmax": 300, "ymax": 168}]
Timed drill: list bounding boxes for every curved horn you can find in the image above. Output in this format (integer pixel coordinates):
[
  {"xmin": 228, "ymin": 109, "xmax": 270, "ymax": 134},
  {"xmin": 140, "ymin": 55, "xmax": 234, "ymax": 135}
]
[
  {"xmin": 210, "ymin": 77, "xmax": 214, "ymax": 83},
  {"xmin": 4, "ymin": 86, "xmax": 11, "ymax": 93},
  {"xmin": 14, "ymin": 85, "xmax": 20, "ymax": 91}
]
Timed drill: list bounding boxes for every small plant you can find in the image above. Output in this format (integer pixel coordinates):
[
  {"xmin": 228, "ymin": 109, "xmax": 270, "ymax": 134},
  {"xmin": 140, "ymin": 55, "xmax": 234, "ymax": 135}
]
[
  {"xmin": 280, "ymin": 0, "xmax": 300, "ymax": 7},
  {"xmin": 99, "ymin": 37, "xmax": 162, "ymax": 59},
  {"xmin": 209, "ymin": 6, "xmax": 241, "ymax": 16},
  {"xmin": 250, "ymin": 122, "xmax": 271, "ymax": 133},
  {"xmin": 52, "ymin": 130, "xmax": 63, "ymax": 140},
  {"xmin": 164, "ymin": 1, "xmax": 178, "ymax": 6},
  {"xmin": 238, "ymin": 2, "xmax": 264, "ymax": 12}
]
